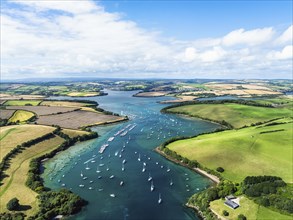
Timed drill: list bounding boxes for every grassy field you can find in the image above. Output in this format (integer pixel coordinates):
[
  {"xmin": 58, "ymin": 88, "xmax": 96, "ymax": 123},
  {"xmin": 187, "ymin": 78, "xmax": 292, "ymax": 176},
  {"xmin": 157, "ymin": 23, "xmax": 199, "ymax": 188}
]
[
  {"xmin": 4, "ymin": 100, "xmax": 41, "ymax": 106},
  {"xmin": 210, "ymin": 196, "xmax": 292, "ymax": 220},
  {"xmin": 8, "ymin": 110, "xmax": 35, "ymax": 123},
  {"xmin": 62, "ymin": 128, "xmax": 90, "ymax": 138},
  {"xmin": 67, "ymin": 92, "xmax": 99, "ymax": 97},
  {"xmin": 167, "ymin": 103, "xmax": 292, "ymax": 128},
  {"xmin": 0, "ymin": 135, "xmax": 64, "ymax": 216},
  {"xmin": 167, "ymin": 119, "xmax": 293, "ymax": 183},
  {"xmin": 0, "ymin": 125, "xmax": 55, "ymax": 162},
  {"xmin": 41, "ymin": 100, "xmax": 93, "ymax": 107}
]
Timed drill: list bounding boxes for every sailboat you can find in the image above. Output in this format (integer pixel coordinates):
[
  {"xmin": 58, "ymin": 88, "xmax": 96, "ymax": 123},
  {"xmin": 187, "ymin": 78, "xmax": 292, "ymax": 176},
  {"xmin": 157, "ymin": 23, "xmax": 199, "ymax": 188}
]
[
  {"xmin": 106, "ymin": 165, "xmax": 109, "ymax": 171},
  {"xmin": 85, "ymin": 163, "xmax": 90, "ymax": 170},
  {"xmin": 158, "ymin": 193, "xmax": 162, "ymax": 204},
  {"xmin": 122, "ymin": 164, "xmax": 125, "ymax": 171},
  {"xmin": 80, "ymin": 171, "xmax": 84, "ymax": 177},
  {"xmin": 142, "ymin": 164, "xmax": 146, "ymax": 172},
  {"xmin": 96, "ymin": 166, "xmax": 101, "ymax": 173},
  {"xmin": 148, "ymin": 173, "xmax": 152, "ymax": 182},
  {"xmin": 120, "ymin": 181, "xmax": 124, "ymax": 186},
  {"xmin": 138, "ymin": 154, "xmax": 141, "ymax": 161},
  {"xmin": 170, "ymin": 179, "xmax": 173, "ymax": 186},
  {"xmin": 167, "ymin": 166, "xmax": 170, "ymax": 172},
  {"xmin": 151, "ymin": 181, "xmax": 154, "ymax": 192}
]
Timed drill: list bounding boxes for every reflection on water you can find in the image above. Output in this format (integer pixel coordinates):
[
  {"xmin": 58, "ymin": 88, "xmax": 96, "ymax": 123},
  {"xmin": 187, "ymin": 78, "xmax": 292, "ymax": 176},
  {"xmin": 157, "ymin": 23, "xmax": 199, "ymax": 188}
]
[{"xmin": 43, "ymin": 90, "xmax": 220, "ymax": 220}]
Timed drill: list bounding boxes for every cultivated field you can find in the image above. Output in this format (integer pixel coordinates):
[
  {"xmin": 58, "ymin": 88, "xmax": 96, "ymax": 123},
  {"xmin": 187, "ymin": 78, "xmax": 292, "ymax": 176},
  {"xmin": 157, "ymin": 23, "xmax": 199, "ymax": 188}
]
[
  {"xmin": 167, "ymin": 120, "xmax": 293, "ymax": 183},
  {"xmin": 3, "ymin": 100, "xmax": 42, "ymax": 106},
  {"xmin": 0, "ymin": 109, "xmax": 15, "ymax": 119},
  {"xmin": 5, "ymin": 106, "xmax": 79, "ymax": 116},
  {"xmin": 0, "ymin": 94, "xmax": 45, "ymax": 100},
  {"xmin": 160, "ymin": 95, "xmax": 197, "ymax": 104},
  {"xmin": 0, "ymin": 135, "xmax": 64, "ymax": 216},
  {"xmin": 0, "ymin": 125, "xmax": 56, "ymax": 161},
  {"xmin": 41, "ymin": 100, "xmax": 93, "ymax": 107},
  {"xmin": 67, "ymin": 92, "xmax": 99, "ymax": 97},
  {"xmin": 8, "ymin": 110, "xmax": 35, "ymax": 123},
  {"xmin": 210, "ymin": 196, "xmax": 291, "ymax": 220},
  {"xmin": 36, "ymin": 110, "xmax": 124, "ymax": 129},
  {"xmin": 166, "ymin": 103, "xmax": 292, "ymax": 128}
]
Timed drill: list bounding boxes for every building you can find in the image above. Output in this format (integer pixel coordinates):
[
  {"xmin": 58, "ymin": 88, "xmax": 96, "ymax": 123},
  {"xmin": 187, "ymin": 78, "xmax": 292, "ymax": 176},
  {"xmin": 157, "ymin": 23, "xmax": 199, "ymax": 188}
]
[{"xmin": 224, "ymin": 200, "xmax": 239, "ymax": 209}]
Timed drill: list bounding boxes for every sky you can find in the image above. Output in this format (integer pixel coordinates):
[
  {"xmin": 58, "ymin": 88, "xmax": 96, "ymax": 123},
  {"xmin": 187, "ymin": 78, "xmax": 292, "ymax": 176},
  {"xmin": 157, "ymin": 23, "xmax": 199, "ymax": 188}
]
[{"xmin": 1, "ymin": 0, "xmax": 292, "ymax": 80}]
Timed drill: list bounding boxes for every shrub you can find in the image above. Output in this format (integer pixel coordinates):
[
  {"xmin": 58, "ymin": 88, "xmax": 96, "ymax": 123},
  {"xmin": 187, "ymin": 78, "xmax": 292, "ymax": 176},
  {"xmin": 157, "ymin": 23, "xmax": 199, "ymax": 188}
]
[
  {"xmin": 6, "ymin": 198, "xmax": 20, "ymax": 211},
  {"xmin": 238, "ymin": 214, "xmax": 247, "ymax": 220},
  {"xmin": 222, "ymin": 210, "xmax": 229, "ymax": 216},
  {"xmin": 216, "ymin": 167, "xmax": 225, "ymax": 173}
]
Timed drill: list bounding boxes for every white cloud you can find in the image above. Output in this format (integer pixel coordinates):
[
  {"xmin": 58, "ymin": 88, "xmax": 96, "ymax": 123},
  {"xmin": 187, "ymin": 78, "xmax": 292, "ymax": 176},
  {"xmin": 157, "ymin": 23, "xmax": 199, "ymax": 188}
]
[
  {"xmin": 0, "ymin": 1, "xmax": 292, "ymax": 79},
  {"xmin": 267, "ymin": 45, "xmax": 293, "ymax": 60},
  {"xmin": 222, "ymin": 27, "xmax": 274, "ymax": 46},
  {"xmin": 275, "ymin": 25, "xmax": 293, "ymax": 45}
]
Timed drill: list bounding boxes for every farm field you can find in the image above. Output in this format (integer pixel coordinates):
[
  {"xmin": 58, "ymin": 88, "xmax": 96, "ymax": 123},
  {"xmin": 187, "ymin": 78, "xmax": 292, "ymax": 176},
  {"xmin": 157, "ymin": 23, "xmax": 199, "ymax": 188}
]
[
  {"xmin": 0, "ymin": 109, "xmax": 15, "ymax": 119},
  {"xmin": 67, "ymin": 92, "xmax": 99, "ymax": 97},
  {"xmin": 5, "ymin": 106, "xmax": 79, "ymax": 116},
  {"xmin": 0, "ymin": 125, "xmax": 56, "ymax": 161},
  {"xmin": 134, "ymin": 91, "xmax": 169, "ymax": 97},
  {"xmin": 210, "ymin": 196, "xmax": 292, "ymax": 220},
  {"xmin": 3, "ymin": 100, "xmax": 41, "ymax": 106},
  {"xmin": 36, "ymin": 110, "xmax": 125, "ymax": 129},
  {"xmin": 167, "ymin": 120, "xmax": 293, "ymax": 183},
  {"xmin": 62, "ymin": 128, "xmax": 90, "ymax": 138},
  {"xmin": 0, "ymin": 135, "xmax": 64, "ymax": 216},
  {"xmin": 41, "ymin": 100, "xmax": 94, "ymax": 107},
  {"xmin": 0, "ymin": 94, "xmax": 45, "ymax": 101},
  {"xmin": 166, "ymin": 103, "xmax": 292, "ymax": 128},
  {"xmin": 8, "ymin": 110, "xmax": 35, "ymax": 123}
]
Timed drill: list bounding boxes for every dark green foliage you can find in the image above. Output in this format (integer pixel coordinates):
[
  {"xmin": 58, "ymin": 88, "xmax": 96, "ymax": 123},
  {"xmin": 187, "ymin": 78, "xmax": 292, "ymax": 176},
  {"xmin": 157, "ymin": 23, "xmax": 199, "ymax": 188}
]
[
  {"xmin": 27, "ymin": 189, "xmax": 87, "ymax": 219},
  {"xmin": 6, "ymin": 198, "xmax": 20, "ymax": 211},
  {"xmin": 237, "ymin": 214, "xmax": 247, "ymax": 220},
  {"xmin": 222, "ymin": 210, "xmax": 229, "ymax": 216},
  {"xmin": 0, "ymin": 212, "xmax": 25, "ymax": 220},
  {"xmin": 216, "ymin": 167, "xmax": 224, "ymax": 173}
]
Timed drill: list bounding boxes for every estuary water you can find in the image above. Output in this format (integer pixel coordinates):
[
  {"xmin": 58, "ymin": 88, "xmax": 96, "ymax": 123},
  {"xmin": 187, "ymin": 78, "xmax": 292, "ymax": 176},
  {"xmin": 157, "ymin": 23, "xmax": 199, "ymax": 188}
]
[{"xmin": 42, "ymin": 90, "xmax": 220, "ymax": 220}]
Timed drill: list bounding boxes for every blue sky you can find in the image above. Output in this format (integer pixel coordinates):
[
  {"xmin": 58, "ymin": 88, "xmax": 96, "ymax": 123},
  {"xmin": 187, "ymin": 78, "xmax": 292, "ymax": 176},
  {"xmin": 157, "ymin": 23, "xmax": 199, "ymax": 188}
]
[
  {"xmin": 102, "ymin": 0, "xmax": 293, "ymax": 39},
  {"xmin": 1, "ymin": 0, "xmax": 292, "ymax": 79}
]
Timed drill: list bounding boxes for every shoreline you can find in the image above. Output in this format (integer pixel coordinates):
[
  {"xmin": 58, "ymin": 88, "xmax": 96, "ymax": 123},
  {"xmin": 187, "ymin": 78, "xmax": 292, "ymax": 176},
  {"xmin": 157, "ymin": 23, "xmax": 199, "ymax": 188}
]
[{"xmin": 155, "ymin": 147, "xmax": 220, "ymax": 184}]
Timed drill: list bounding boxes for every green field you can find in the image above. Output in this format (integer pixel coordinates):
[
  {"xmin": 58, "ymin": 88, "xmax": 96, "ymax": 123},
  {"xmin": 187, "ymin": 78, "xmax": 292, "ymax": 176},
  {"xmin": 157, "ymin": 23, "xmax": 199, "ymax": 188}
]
[
  {"xmin": 62, "ymin": 128, "xmax": 90, "ymax": 138},
  {"xmin": 167, "ymin": 103, "xmax": 292, "ymax": 128},
  {"xmin": 0, "ymin": 135, "xmax": 64, "ymax": 216},
  {"xmin": 0, "ymin": 125, "xmax": 56, "ymax": 161},
  {"xmin": 4, "ymin": 100, "xmax": 41, "ymax": 106},
  {"xmin": 167, "ymin": 119, "xmax": 293, "ymax": 183},
  {"xmin": 210, "ymin": 196, "xmax": 292, "ymax": 220},
  {"xmin": 8, "ymin": 110, "xmax": 35, "ymax": 123}
]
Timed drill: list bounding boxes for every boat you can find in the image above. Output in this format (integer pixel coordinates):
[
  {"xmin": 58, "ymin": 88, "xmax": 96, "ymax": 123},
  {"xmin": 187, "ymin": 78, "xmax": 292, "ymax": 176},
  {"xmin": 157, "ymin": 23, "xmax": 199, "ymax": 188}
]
[
  {"xmin": 108, "ymin": 137, "xmax": 115, "ymax": 142},
  {"xmin": 151, "ymin": 181, "xmax": 154, "ymax": 192},
  {"xmin": 120, "ymin": 181, "xmax": 124, "ymax": 186},
  {"xmin": 170, "ymin": 179, "xmax": 173, "ymax": 186},
  {"xmin": 89, "ymin": 180, "xmax": 94, "ymax": 183},
  {"xmin": 106, "ymin": 166, "xmax": 109, "ymax": 171},
  {"xmin": 110, "ymin": 194, "xmax": 116, "ymax": 197},
  {"xmin": 160, "ymin": 165, "xmax": 164, "ymax": 169},
  {"xmin": 143, "ymin": 162, "xmax": 146, "ymax": 166},
  {"xmin": 99, "ymin": 144, "xmax": 109, "ymax": 154},
  {"xmin": 89, "ymin": 187, "xmax": 93, "ymax": 190},
  {"xmin": 98, "ymin": 188, "xmax": 103, "ymax": 191},
  {"xmin": 122, "ymin": 164, "xmax": 125, "ymax": 171},
  {"xmin": 138, "ymin": 154, "xmax": 141, "ymax": 161},
  {"xmin": 85, "ymin": 163, "xmax": 90, "ymax": 170},
  {"xmin": 119, "ymin": 154, "xmax": 122, "ymax": 158},
  {"xmin": 122, "ymin": 159, "xmax": 126, "ymax": 164},
  {"xmin": 99, "ymin": 163, "xmax": 105, "ymax": 167},
  {"xmin": 83, "ymin": 177, "xmax": 88, "ymax": 180},
  {"xmin": 148, "ymin": 173, "xmax": 152, "ymax": 182},
  {"xmin": 158, "ymin": 193, "xmax": 162, "ymax": 204},
  {"xmin": 98, "ymin": 176, "xmax": 102, "ymax": 179},
  {"xmin": 80, "ymin": 171, "xmax": 84, "ymax": 177},
  {"xmin": 61, "ymin": 183, "xmax": 66, "ymax": 187},
  {"xmin": 79, "ymin": 184, "xmax": 85, "ymax": 187},
  {"xmin": 167, "ymin": 167, "xmax": 170, "ymax": 172},
  {"xmin": 110, "ymin": 175, "xmax": 115, "ymax": 179},
  {"xmin": 96, "ymin": 166, "xmax": 101, "ymax": 173}
]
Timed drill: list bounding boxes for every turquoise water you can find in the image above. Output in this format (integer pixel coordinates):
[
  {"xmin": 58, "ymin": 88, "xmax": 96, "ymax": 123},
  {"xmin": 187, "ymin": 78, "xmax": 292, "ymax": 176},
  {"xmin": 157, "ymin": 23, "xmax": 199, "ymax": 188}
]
[{"xmin": 43, "ymin": 90, "xmax": 220, "ymax": 220}]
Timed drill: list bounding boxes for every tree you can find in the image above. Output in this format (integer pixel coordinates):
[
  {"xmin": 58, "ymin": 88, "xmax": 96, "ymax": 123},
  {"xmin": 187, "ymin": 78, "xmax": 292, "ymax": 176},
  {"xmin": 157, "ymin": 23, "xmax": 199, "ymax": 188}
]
[
  {"xmin": 216, "ymin": 167, "xmax": 224, "ymax": 173},
  {"xmin": 222, "ymin": 210, "xmax": 229, "ymax": 216},
  {"xmin": 238, "ymin": 214, "xmax": 247, "ymax": 220},
  {"xmin": 7, "ymin": 198, "xmax": 20, "ymax": 211}
]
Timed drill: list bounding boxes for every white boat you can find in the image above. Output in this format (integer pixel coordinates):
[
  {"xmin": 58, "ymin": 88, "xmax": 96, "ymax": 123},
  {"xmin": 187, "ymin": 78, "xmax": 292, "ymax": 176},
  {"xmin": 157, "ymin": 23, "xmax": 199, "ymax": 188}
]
[
  {"xmin": 83, "ymin": 177, "xmax": 88, "ymax": 180},
  {"xmin": 143, "ymin": 162, "xmax": 146, "ymax": 166},
  {"xmin": 80, "ymin": 171, "xmax": 84, "ymax": 177},
  {"xmin": 99, "ymin": 163, "xmax": 105, "ymax": 167},
  {"xmin": 99, "ymin": 144, "xmax": 109, "ymax": 154},
  {"xmin": 115, "ymin": 151, "xmax": 119, "ymax": 156},
  {"xmin": 108, "ymin": 137, "xmax": 115, "ymax": 142},
  {"xmin": 122, "ymin": 159, "xmax": 126, "ymax": 164},
  {"xmin": 61, "ymin": 183, "xmax": 66, "ymax": 187},
  {"xmin": 106, "ymin": 166, "xmax": 109, "ymax": 171},
  {"xmin": 96, "ymin": 166, "xmax": 101, "ymax": 173},
  {"xmin": 89, "ymin": 187, "xmax": 93, "ymax": 190},
  {"xmin": 148, "ymin": 173, "xmax": 152, "ymax": 182},
  {"xmin": 110, "ymin": 175, "xmax": 115, "ymax": 179},
  {"xmin": 158, "ymin": 193, "xmax": 162, "ymax": 204},
  {"xmin": 119, "ymin": 154, "xmax": 122, "ymax": 158},
  {"xmin": 110, "ymin": 194, "xmax": 116, "ymax": 197},
  {"xmin": 170, "ymin": 179, "xmax": 173, "ymax": 186},
  {"xmin": 85, "ymin": 163, "xmax": 90, "ymax": 170},
  {"xmin": 98, "ymin": 188, "xmax": 103, "ymax": 191},
  {"xmin": 120, "ymin": 181, "xmax": 124, "ymax": 186},
  {"xmin": 151, "ymin": 181, "xmax": 154, "ymax": 192},
  {"xmin": 122, "ymin": 164, "xmax": 125, "ymax": 171},
  {"xmin": 142, "ymin": 164, "xmax": 146, "ymax": 172},
  {"xmin": 138, "ymin": 154, "xmax": 141, "ymax": 161},
  {"xmin": 167, "ymin": 167, "xmax": 170, "ymax": 172},
  {"xmin": 79, "ymin": 184, "xmax": 84, "ymax": 187},
  {"xmin": 98, "ymin": 176, "xmax": 102, "ymax": 179}
]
